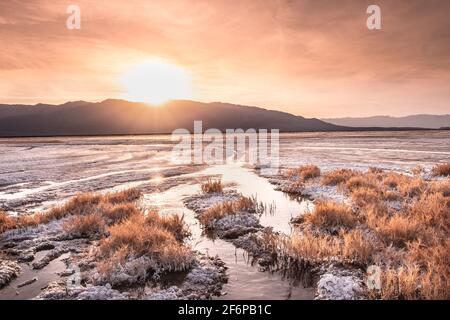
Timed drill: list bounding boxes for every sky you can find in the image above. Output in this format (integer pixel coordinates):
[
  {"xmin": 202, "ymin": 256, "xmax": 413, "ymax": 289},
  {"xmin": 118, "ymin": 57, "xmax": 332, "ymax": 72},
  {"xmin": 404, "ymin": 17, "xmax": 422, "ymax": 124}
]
[{"xmin": 0, "ymin": 0, "xmax": 449, "ymax": 118}]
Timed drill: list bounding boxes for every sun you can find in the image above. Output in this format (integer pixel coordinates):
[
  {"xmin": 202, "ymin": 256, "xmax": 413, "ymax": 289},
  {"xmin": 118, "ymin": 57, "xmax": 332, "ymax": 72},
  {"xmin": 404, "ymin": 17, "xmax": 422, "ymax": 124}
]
[{"xmin": 121, "ymin": 59, "xmax": 192, "ymax": 105}]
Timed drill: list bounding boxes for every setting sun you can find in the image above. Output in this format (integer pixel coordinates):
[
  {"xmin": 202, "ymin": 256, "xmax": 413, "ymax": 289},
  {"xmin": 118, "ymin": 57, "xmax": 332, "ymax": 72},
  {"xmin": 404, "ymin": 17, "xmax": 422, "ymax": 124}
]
[{"xmin": 121, "ymin": 59, "xmax": 192, "ymax": 105}]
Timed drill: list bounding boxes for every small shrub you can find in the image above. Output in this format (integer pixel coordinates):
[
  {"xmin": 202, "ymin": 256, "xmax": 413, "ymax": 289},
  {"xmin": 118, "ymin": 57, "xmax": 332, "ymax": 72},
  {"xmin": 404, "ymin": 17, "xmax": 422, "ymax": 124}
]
[
  {"xmin": 99, "ymin": 213, "xmax": 193, "ymax": 273},
  {"xmin": 198, "ymin": 196, "xmax": 260, "ymax": 228},
  {"xmin": 368, "ymin": 167, "xmax": 383, "ymax": 174},
  {"xmin": 201, "ymin": 179, "xmax": 223, "ymax": 194},
  {"xmin": 97, "ymin": 202, "xmax": 140, "ymax": 225},
  {"xmin": 398, "ymin": 178, "xmax": 426, "ymax": 199},
  {"xmin": 341, "ymin": 229, "xmax": 376, "ymax": 265},
  {"xmin": 432, "ymin": 163, "xmax": 450, "ymax": 177},
  {"xmin": 351, "ymin": 187, "xmax": 382, "ymax": 208},
  {"xmin": 282, "ymin": 229, "xmax": 340, "ymax": 262},
  {"xmin": 345, "ymin": 175, "xmax": 378, "ymax": 192},
  {"xmin": 376, "ymin": 214, "xmax": 422, "ymax": 246},
  {"xmin": 62, "ymin": 214, "xmax": 105, "ymax": 238},
  {"xmin": 383, "ymin": 190, "xmax": 402, "ymax": 202},
  {"xmin": 0, "ymin": 189, "xmax": 142, "ymax": 234},
  {"xmin": 322, "ymin": 169, "xmax": 357, "ymax": 186},
  {"xmin": 287, "ymin": 165, "xmax": 321, "ymax": 181},
  {"xmin": 304, "ymin": 201, "xmax": 358, "ymax": 229}
]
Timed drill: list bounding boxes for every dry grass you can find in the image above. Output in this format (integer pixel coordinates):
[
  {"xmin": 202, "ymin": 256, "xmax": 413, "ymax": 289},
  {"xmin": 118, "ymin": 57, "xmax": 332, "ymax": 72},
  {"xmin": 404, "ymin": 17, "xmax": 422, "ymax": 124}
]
[
  {"xmin": 98, "ymin": 212, "xmax": 193, "ymax": 273},
  {"xmin": 198, "ymin": 196, "xmax": 259, "ymax": 228},
  {"xmin": 429, "ymin": 180, "xmax": 450, "ymax": 197},
  {"xmin": 432, "ymin": 163, "xmax": 450, "ymax": 177},
  {"xmin": 375, "ymin": 214, "xmax": 422, "ymax": 246},
  {"xmin": 0, "ymin": 210, "xmax": 17, "ymax": 234},
  {"xmin": 280, "ymin": 228, "xmax": 376, "ymax": 266},
  {"xmin": 97, "ymin": 202, "xmax": 141, "ymax": 225},
  {"xmin": 383, "ymin": 190, "xmax": 402, "ymax": 202},
  {"xmin": 382, "ymin": 172, "xmax": 407, "ymax": 189},
  {"xmin": 345, "ymin": 175, "xmax": 379, "ymax": 192},
  {"xmin": 282, "ymin": 229, "xmax": 340, "ymax": 262},
  {"xmin": 62, "ymin": 214, "xmax": 106, "ymax": 238},
  {"xmin": 276, "ymin": 164, "xmax": 449, "ymax": 299},
  {"xmin": 287, "ymin": 165, "xmax": 321, "ymax": 181},
  {"xmin": 322, "ymin": 169, "xmax": 357, "ymax": 186},
  {"xmin": 368, "ymin": 167, "xmax": 383, "ymax": 174},
  {"xmin": 201, "ymin": 179, "xmax": 223, "ymax": 194},
  {"xmin": 350, "ymin": 187, "xmax": 382, "ymax": 208},
  {"xmin": 304, "ymin": 201, "xmax": 358, "ymax": 230},
  {"xmin": 341, "ymin": 229, "xmax": 377, "ymax": 265},
  {"xmin": 0, "ymin": 189, "xmax": 141, "ymax": 234},
  {"xmin": 398, "ymin": 178, "xmax": 426, "ymax": 199}
]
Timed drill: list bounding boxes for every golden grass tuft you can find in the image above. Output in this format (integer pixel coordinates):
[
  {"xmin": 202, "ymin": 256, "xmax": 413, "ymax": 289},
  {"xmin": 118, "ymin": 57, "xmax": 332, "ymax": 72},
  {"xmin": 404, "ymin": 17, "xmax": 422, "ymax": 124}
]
[
  {"xmin": 344, "ymin": 175, "xmax": 380, "ymax": 193},
  {"xmin": 429, "ymin": 180, "xmax": 450, "ymax": 197},
  {"xmin": 0, "ymin": 188, "xmax": 141, "ymax": 234},
  {"xmin": 375, "ymin": 214, "xmax": 422, "ymax": 246},
  {"xmin": 280, "ymin": 228, "xmax": 376, "ymax": 265},
  {"xmin": 322, "ymin": 169, "xmax": 357, "ymax": 186},
  {"xmin": 201, "ymin": 179, "xmax": 223, "ymax": 194},
  {"xmin": 383, "ymin": 190, "xmax": 402, "ymax": 202},
  {"xmin": 282, "ymin": 229, "xmax": 340, "ymax": 262},
  {"xmin": 198, "ymin": 196, "xmax": 259, "ymax": 229},
  {"xmin": 97, "ymin": 202, "xmax": 141, "ymax": 225},
  {"xmin": 341, "ymin": 229, "xmax": 377, "ymax": 264},
  {"xmin": 303, "ymin": 201, "xmax": 358, "ymax": 230},
  {"xmin": 350, "ymin": 187, "xmax": 382, "ymax": 208},
  {"xmin": 398, "ymin": 178, "xmax": 426, "ymax": 199},
  {"xmin": 432, "ymin": 163, "xmax": 450, "ymax": 177},
  {"xmin": 287, "ymin": 165, "xmax": 321, "ymax": 181},
  {"xmin": 0, "ymin": 210, "xmax": 16, "ymax": 234},
  {"xmin": 368, "ymin": 167, "xmax": 383, "ymax": 174},
  {"xmin": 98, "ymin": 212, "xmax": 193, "ymax": 273},
  {"xmin": 62, "ymin": 214, "xmax": 106, "ymax": 238}
]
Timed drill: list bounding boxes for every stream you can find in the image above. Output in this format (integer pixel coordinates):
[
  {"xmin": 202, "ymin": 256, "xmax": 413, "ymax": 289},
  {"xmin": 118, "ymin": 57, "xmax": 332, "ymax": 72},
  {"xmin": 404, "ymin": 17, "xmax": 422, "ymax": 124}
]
[{"xmin": 143, "ymin": 163, "xmax": 315, "ymax": 300}]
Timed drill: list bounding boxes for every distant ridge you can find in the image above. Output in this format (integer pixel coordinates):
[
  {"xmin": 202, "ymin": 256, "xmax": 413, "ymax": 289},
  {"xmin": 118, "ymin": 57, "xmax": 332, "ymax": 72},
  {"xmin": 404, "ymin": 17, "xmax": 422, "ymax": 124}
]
[
  {"xmin": 323, "ymin": 114, "xmax": 450, "ymax": 129},
  {"xmin": 0, "ymin": 99, "xmax": 345, "ymax": 137}
]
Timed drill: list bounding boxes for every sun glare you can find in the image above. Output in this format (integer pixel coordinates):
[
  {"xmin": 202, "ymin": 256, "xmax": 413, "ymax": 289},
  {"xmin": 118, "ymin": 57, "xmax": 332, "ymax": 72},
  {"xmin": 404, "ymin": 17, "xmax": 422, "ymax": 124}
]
[{"xmin": 121, "ymin": 59, "xmax": 192, "ymax": 105}]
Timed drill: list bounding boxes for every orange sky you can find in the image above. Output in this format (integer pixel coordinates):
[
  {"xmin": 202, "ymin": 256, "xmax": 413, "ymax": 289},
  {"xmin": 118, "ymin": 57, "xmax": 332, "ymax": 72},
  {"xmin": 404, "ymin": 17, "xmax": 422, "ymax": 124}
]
[{"xmin": 0, "ymin": 0, "xmax": 449, "ymax": 117}]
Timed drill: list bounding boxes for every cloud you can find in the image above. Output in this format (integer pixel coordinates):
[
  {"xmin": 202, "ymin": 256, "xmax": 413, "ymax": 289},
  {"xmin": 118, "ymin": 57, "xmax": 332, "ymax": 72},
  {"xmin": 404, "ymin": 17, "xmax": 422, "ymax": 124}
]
[{"xmin": 0, "ymin": 0, "xmax": 448, "ymax": 116}]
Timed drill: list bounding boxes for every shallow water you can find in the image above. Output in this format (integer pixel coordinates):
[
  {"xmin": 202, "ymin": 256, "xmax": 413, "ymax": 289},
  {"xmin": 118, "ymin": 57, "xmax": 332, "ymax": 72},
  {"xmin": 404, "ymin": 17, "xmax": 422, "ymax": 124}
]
[
  {"xmin": 141, "ymin": 168, "xmax": 315, "ymax": 300},
  {"xmin": 0, "ymin": 252, "xmax": 70, "ymax": 300}
]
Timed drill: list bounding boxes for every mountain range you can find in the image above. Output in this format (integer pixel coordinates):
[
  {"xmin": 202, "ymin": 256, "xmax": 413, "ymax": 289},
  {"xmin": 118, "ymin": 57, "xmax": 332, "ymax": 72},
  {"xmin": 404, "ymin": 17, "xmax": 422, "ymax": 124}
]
[
  {"xmin": 0, "ymin": 99, "xmax": 343, "ymax": 137},
  {"xmin": 323, "ymin": 115, "xmax": 450, "ymax": 129},
  {"xmin": 0, "ymin": 99, "xmax": 447, "ymax": 137}
]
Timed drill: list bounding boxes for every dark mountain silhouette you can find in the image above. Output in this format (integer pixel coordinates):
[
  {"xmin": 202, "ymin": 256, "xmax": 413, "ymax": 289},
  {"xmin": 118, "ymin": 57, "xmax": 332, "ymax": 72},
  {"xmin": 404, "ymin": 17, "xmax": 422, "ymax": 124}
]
[
  {"xmin": 0, "ymin": 99, "xmax": 346, "ymax": 137},
  {"xmin": 323, "ymin": 114, "xmax": 450, "ymax": 129}
]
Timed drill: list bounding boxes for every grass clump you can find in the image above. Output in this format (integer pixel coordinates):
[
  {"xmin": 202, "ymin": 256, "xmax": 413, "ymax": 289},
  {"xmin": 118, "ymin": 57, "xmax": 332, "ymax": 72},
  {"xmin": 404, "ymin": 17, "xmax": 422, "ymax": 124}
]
[
  {"xmin": 0, "ymin": 189, "xmax": 141, "ymax": 234},
  {"xmin": 304, "ymin": 201, "xmax": 358, "ymax": 230},
  {"xmin": 341, "ymin": 229, "xmax": 377, "ymax": 265},
  {"xmin": 201, "ymin": 179, "xmax": 223, "ymax": 194},
  {"xmin": 198, "ymin": 196, "xmax": 260, "ymax": 229},
  {"xmin": 62, "ymin": 214, "xmax": 106, "ymax": 238},
  {"xmin": 0, "ymin": 210, "xmax": 17, "ymax": 234},
  {"xmin": 322, "ymin": 169, "xmax": 357, "ymax": 186},
  {"xmin": 432, "ymin": 163, "xmax": 450, "ymax": 177},
  {"xmin": 281, "ymin": 229, "xmax": 340, "ymax": 262},
  {"xmin": 98, "ymin": 212, "xmax": 194, "ymax": 275},
  {"xmin": 287, "ymin": 165, "xmax": 321, "ymax": 181}
]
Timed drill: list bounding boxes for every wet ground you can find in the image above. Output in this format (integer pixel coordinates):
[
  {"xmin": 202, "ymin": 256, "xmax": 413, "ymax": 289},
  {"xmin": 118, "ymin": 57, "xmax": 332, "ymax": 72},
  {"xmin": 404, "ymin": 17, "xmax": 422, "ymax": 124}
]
[{"xmin": 1, "ymin": 131, "xmax": 449, "ymax": 299}]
